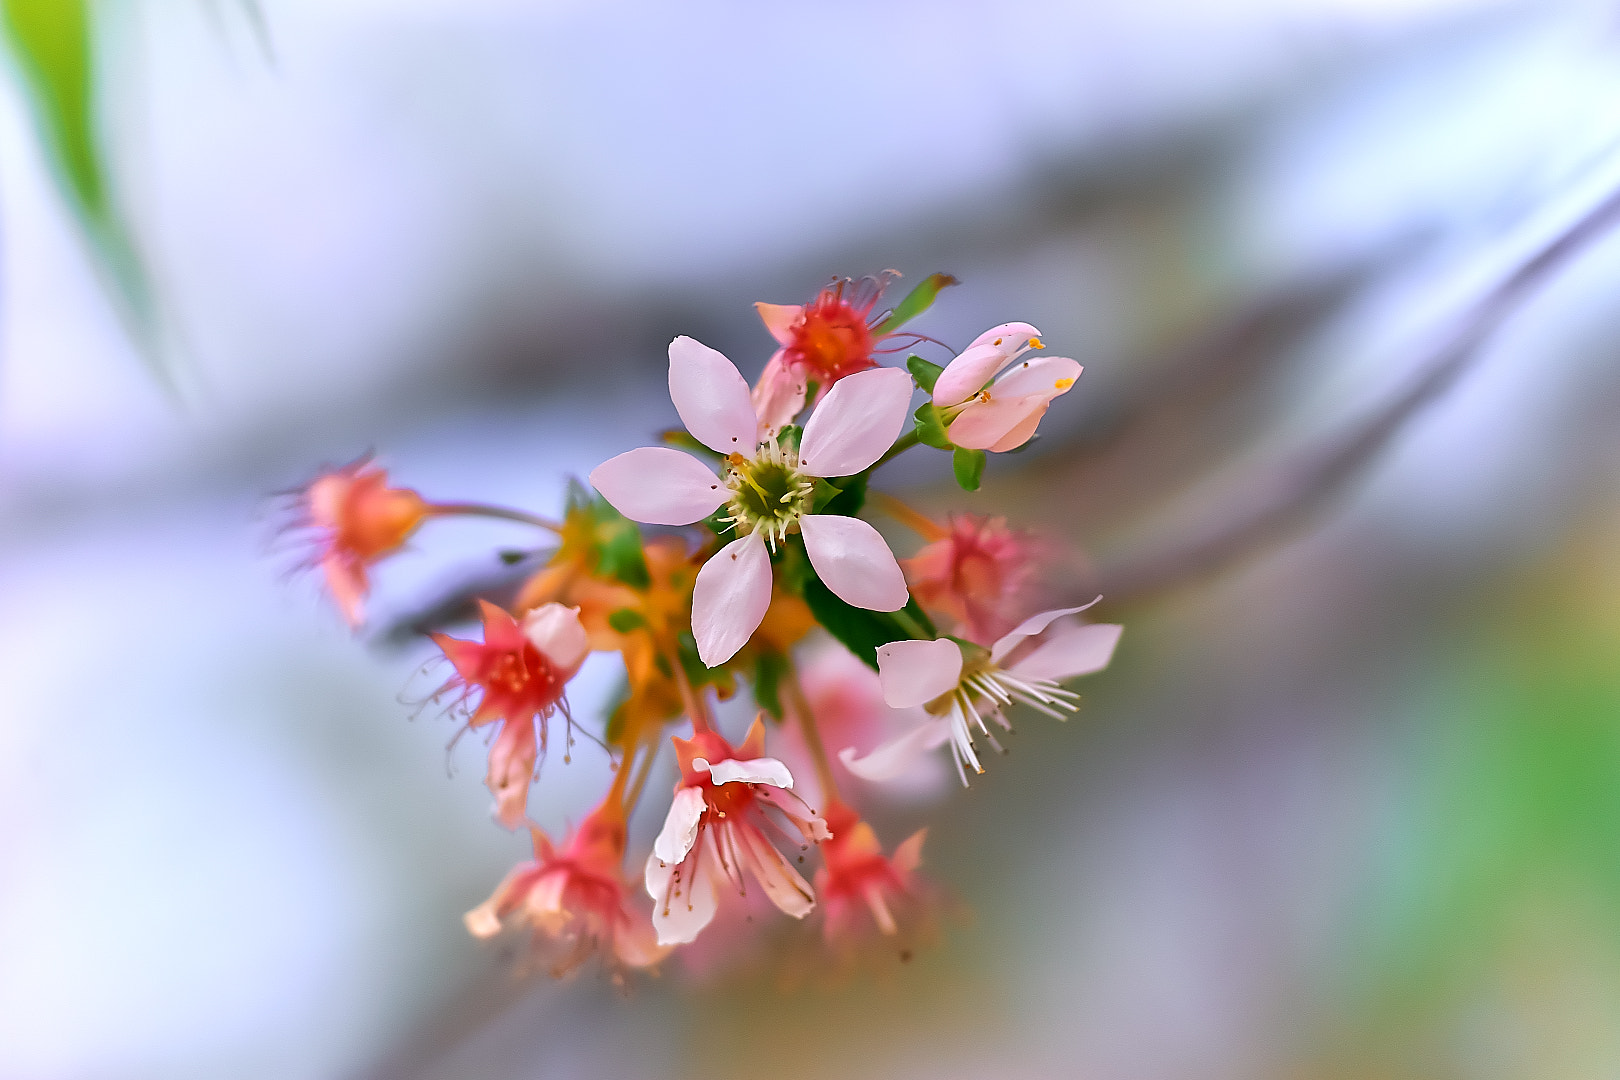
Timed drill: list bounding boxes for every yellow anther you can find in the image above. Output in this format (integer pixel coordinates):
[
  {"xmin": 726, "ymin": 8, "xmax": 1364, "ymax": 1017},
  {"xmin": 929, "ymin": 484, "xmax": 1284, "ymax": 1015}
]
[
  {"xmin": 1027, "ymin": 336, "xmax": 1045, "ymax": 350},
  {"xmin": 976, "ymin": 389, "xmax": 992, "ymax": 403},
  {"xmin": 1054, "ymin": 377, "xmax": 1074, "ymax": 390},
  {"xmin": 726, "ymin": 452, "xmax": 748, "ymax": 467}
]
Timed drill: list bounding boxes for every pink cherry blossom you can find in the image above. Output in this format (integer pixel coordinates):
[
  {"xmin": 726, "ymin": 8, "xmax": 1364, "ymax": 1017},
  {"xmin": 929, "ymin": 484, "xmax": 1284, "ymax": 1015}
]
[
  {"xmin": 932, "ymin": 322, "xmax": 1082, "ymax": 452},
  {"xmin": 590, "ymin": 336, "xmax": 915, "ymax": 667},
  {"xmin": 841, "ymin": 602, "xmax": 1122, "ymax": 786},
  {"xmin": 644, "ymin": 720, "xmax": 831, "ymax": 946}
]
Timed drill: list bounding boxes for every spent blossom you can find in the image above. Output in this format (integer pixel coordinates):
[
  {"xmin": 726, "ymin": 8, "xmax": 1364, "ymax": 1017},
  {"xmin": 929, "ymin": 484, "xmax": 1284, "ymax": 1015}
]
[
  {"xmin": 815, "ymin": 801, "xmax": 927, "ymax": 942},
  {"xmin": 843, "ymin": 604, "xmax": 1122, "ymax": 785},
  {"xmin": 645, "ymin": 719, "xmax": 831, "ymax": 946},
  {"xmin": 752, "ymin": 274, "xmax": 898, "ymax": 433},
  {"xmin": 933, "ymin": 322, "xmax": 1082, "ymax": 452},
  {"xmin": 431, "ymin": 600, "xmax": 589, "ymax": 828},
  {"xmin": 903, "ymin": 514, "xmax": 1039, "ymax": 646},
  {"xmin": 292, "ymin": 460, "xmax": 430, "ymax": 627},
  {"xmin": 590, "ymin": 336, "xmax": 914, "ymax": 667}
]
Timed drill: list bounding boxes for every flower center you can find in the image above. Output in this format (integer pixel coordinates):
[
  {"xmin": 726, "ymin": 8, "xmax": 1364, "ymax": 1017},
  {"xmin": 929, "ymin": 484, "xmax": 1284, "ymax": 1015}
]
[{"xmin": 721, "ymin": 437, "xmax": 814, "ymax": 551}]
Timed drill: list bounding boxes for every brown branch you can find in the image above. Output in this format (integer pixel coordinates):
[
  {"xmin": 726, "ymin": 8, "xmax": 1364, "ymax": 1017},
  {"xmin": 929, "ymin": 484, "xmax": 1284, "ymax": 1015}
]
[{"xmin": 1087, "ymin": 183, "xmax": 1620, "ymax": 603}]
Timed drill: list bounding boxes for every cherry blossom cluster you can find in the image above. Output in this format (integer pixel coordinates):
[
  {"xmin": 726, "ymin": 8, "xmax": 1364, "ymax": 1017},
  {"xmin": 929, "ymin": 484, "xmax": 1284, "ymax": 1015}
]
[{"xmin": 279, "ymin": 272, "xmax": 1121, "ymax": 979}]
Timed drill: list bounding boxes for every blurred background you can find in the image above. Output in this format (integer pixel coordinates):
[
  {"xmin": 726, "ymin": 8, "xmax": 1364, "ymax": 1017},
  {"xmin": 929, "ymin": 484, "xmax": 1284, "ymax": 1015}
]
[{"xmin": 8, "ymin": 0, "xmax": 1620, "ymax": 1077}]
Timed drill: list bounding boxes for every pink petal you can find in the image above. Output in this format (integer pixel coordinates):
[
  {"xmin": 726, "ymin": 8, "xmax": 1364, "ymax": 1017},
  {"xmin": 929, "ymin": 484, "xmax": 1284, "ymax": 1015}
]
[
  {"xmin": 754, "ymin": 302, "xmax": 803, "ymax": 345},
  {"xmin": 800, "ymin": 514, "xmax": 908, "ymax": 611},
  {"xmin": 613, "ymin": 913, "xmax": 670, "ymax": 969},
  {"xmin": 668, "ymin": 336, "xmax": 759, "ymax": 454},
  {"xmin": 487, "ymin": 720, "xmax": 537, "ymax": 829},
  {"xmin": 945, "ymin": 392, "xmax": 1049, "ymax": 451},
  {"xmin": 989, "ymin": 599, "xmax": 1103, "ymax": 664},
  {"xmin": 1011, "ymin": 622, "xmax": 1123, "ymax": 682},
  {"xmin": 876, "ymin": 638, "xmax": 963, "ymax": 707},
  {"xmin": 463, "ymin": 900, "xmax": 502, "ymax": 939},
  {"xmin": 691, "ymin": 531, "xmax": 773, "ymax": 666},
  {"xmin": 521, "ymin": 603, "xmax": 589, "ymax": 675},
  {"xmin": 965, "ymin": 321, "xmax": 1042, "ymax": 354},
  {"xmin": 931, "ymin": 342, "xmax": 1010, "ymax": 408},
  {"xmin": 705, "ymin": 755, "xmax": 794, "ymax": 788},
  {"xmin": 987, "ymin": 403, "xmax": 1050, "ymax": 453},
  {"xmin": 589, "ymin": 447, "xmax": 726, "ymax": 525},
  {"xmin": 797, "ymin": 367, "xmax": 915, "ymax": 478},
  {"xmin": 646, "ymin": 841, "xmax": 720, "ymax": 946},
  {"xmin": 750, "ymin": 350, "xmax": 807, "ymax": 435},
  {"xmin": 652, "ymin": 785, "xmax": 707, "ymax": 864},
  {"xmin": 892, "ymin": 829, "xmax": 927, "ymax": 875},
  {"xmin": 736, "ymin": 824, "xmax": 815, "ymax": 918},
  {"xmin": 989, "ymin": 354, "xmax": 1081, "ymax": 399},
  {"xmin": 838, "ymin": 715, "xmax": 954, "ymax": 781}
]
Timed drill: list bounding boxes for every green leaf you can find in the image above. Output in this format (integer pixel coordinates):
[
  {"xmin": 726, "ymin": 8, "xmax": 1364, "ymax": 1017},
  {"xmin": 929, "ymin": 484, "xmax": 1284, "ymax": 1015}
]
[
  {"xmin": 607, "ymin": 608, "xmax": 646, "ymax": 634},
  {"xmin": 776, "ymin": 423, "xmax": 803, "ymax": 455},
  {"xmin": 567, "ymin": 480, "xmax": 650, "ymax": 588},
  {"xmin": 952, "ymin": 446, "xmax": 986, "ymax": 491},
  {"xmin": 872, "ymin": 273, "xmax": 959, "ymax": 336},
  {"xmin": 906, "ymin": 355, "xmax": 944, "ymax": 395},
  {"xmin": 752, "ymin": 650, "xmax": 788, "ymax": 720},
  {"xmin": 677, "ymin": 631, "xmax": 736, "ymax": 696},
  {"xmin": 913, "ymin": 401, "xmax": 952, "ymax": 450},
  {"xmin": 810, "ymin": 471, "xmax": 869, "ymax": 517}
]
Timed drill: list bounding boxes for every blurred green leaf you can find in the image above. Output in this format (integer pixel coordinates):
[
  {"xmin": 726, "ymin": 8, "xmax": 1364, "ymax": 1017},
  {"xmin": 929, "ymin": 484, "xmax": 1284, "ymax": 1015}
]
[
  {"xmin": 913, "ymin": 401, "xmax": 952, "ymax": 450},
  {"xmin": 751, "ymin": 650, "xmax": 788, "ymax": 720},
  {"xmin": 872, "ymin": 272, "xmax": 958, "ymax": 336},
  {"xmin": 952, "ymin": 446, "xmax": 985, "ymax": 491},
  {"xmin": 906, "ymin": 354, "xmax": 943, "ymax": 394}
]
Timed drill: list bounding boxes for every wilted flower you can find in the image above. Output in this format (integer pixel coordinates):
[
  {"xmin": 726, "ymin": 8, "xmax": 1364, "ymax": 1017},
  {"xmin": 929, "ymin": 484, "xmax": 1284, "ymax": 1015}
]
[
  {"xmin": 933, "ymin": 322, "xmax": 1082, "ymax": 452},
  {"xmin": 903, "ymin": 514, "xmax": 1038, "ymax": 645},
  {"xmin": 464, "ymin": 797, "xmax": 667, "ymax": 976},
  {"xmin": 842, "ymin": 604, "xmax": 1122, "ymax": 785},
  {"xmin": 751, "ymin": 274, "xmax": 900, "ymax": 434},
  {"xmin": 814, "ymin": 801, "xmax": 927, "ymax": 941},
  {"xmin": 590, "ymin": 336, "xmax": 914, "ymax": 666},
  {"xmin": 431, "ymin": 600, "xmax": 589, "ymax": 827},
  {"xmin": 644, "ymin": 719, "xmax": 830, "ymax": 946},
  {"xmin": 292, "ymin": 460, "xmax": 429, "ymax": 626}
]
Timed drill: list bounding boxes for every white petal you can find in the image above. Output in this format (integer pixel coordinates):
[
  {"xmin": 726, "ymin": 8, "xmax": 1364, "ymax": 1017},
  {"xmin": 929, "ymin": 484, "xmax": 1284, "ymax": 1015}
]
[
  {"xmin": 705, "ymin": 755, "xmax": 794, "ymax": 788},
  {"xmin": 652, "ymin": 785, "xmax": 706, "ymax": 864},
  {"xmin": 589, "ymin": 447, "xmax": 726, "ymax": 525},
  {"xmin": 876, "ymin": 638, "xmax": 962, "ymax": 707},
  {"xmin": 737, "ymin": 824, "xmax": 815, "ymax": 919},
  {"xmin": 990, "ymin": 599, "xmax": 1103, "ymax": 664},
  {"xmin": 1011, "ymin": 623, "xmax": 1123, "ymax": 682},
  {"xmin": 797, "ymin": 367, "xmax": 914, "ymax": 478},
  {"xmin": 668, "ymin": 336, "xmax": 759, "ymax": 454},
  {"xmin": 521, "ymin": 603, "xmax": 589, "ymax": 675},
  {"xmin": 646, "ymin": 843, "xmax": 720, "ymax": 946},
  {"xmin": 839, "ymin": 715, "xmax": 955, "ymax": 781},
  {"xmin": 691, "ymin": 531, "xmax": 773, "ymax": 666},
  {"xmin": 800, "ymin": 514, "xmax": 908, "ymax": 611}
]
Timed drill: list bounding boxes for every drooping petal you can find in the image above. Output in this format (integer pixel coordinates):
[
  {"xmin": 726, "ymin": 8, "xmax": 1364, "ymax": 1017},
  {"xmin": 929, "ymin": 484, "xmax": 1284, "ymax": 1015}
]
[
  {"xmin": 652, "ymin": 785, "xmax": 707, "ymax": 864},
  {"xmin": 320, "ymin": 554, "xmax": 368, "ymax": 627},
  {"xmin": 990, "ymin": 599, "xmax": 1103, "ymax": 664},
  {"xmin": 965, "ymin": 321, "xmax": 1042, "ymax": 355},
  {"xmin": 691, "ymin": 532, "xmax": 774, "ymax": 666},
  {"xmin": 521, "ymin": 867, "xmax": 570, "ymax": 919},
  {"xmin": 646, "ymin": 841, "xmax": 720, "ymax": 946},
  {"xmin": 590, "ymin": 447, "xmax": 726, "ymax": 525},
  {"xmin": 797, "ymin": 367, "xmax": 915, "ymax": 478},
  {"xmin": 755, "ymin": 302, "xmax": 803, "ymax": 345},
  {"xmin": 463, "ymin": 899, "xmax": 502, "ymax": 938},
  {"xmin": 522, "ymin": 603, "xmax": 589, "ymax": 675},
  {"xmin": 668, "ymin": 336, "xmax": 760, "ymax": 454},
  {"xmin": 750, "ymin": 350, "xmax": 807, "ymax": 435},
  {"xmin": 876, "ymin": 638, "xmax": 963, "ymax": 707},
  {"xmin": 705, "ymin": 756, "xmax": 794, "ymax": 788},
  {"xmin": 946, "ymin": 392, "xmax": 1050, "ymax": 451},
  {"xmin": 800, "ymin": 514, "xmax": 909, "ymax": 612},
  {"xmin": 487, "ymin": 719, "xmax": 538, "ymax": 829},
  {"xmin": 1011, "ymin": 622, "xmax": 1123, "ymax": 682},
  {"xmin": 988, "ymin": 354, "xmax": 1081, "ymax": 399},
  {"xmin": 839, "ymin": 715, "xmax": 955, "ymax": 781},
  {"xmin": 736, "ymin": 823, "xmax": 816, "ymax": 918}
]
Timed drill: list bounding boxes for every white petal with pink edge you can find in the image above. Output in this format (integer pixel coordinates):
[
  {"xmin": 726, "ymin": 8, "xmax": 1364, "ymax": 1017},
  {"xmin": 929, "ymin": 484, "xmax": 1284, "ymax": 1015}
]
[
  {"xmin": 1011, "ymin": 623, "xmax": 1123, "ymax": 682},
  {"xmin": 646, "ymin": 840, "xmax": 720, "ymax": 945},
  {"xmin": 667, "ymin": 336, "xmax": 759, "ymax": 454},
  {"xmin": 839, "ymin": 714, "xmax": 954, "ymax": 781},
  {"xmin": 652, "ymin": 785, "xmax": 707, "ymax": 864},
  {"xmin": 590, "ymin": 447, "xmax": 726, "ymax": 525},
  {"xmin": 800, "ymin": 514, "xmax": 909, "ymax": 611},
  {"xmin": 990, "ymin": 599, "xmax": 1103, "ymax": 664},
  {"xmin": 691, "ymin": 531, "xmax": 774, "ymax": 666},
  {"xmin": 736, "ymin": 824, "xmax": 815, "ymax": 918},
  {"xmin": 704, "ymin": 755, "xmax": 794, "ymax": 788},
  {"xmin": 522, "ymin": 603, "xmax": 589, "ymax": 674},
  {"xmin": 798, "ymin": 367, "xmax": 914, "ymax": 478},
  {"xmin": 876, "ymin": 638, "xmax": 963, "ymax": 707}
]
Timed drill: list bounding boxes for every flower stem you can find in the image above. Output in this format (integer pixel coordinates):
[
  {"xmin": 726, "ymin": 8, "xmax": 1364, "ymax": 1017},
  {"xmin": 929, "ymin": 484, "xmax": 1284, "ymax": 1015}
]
[
  {"xmin": 871, "ymin": 491, "xmax": 948, "ymax": 541},
  {"xmin": 869, "ymin": 429, "xmax": 920, "ymax": 472},
  {"xmin": 891, "ymin": 606, "xmax": 931, "ymax": 641},
  {"xmin": 670, "ymin": 658, "xmax": 714, "ymax": 735},
  {"xmin": 426, "ymin": 502, "xmax": 563, "ymax": 533},
  {"xmin": 782, "ymin": 661, "xmax": 839, "ymax": 801},
  {"xmin": 623, "ymin": 738, "xmax": 659, "ymax": 814}
]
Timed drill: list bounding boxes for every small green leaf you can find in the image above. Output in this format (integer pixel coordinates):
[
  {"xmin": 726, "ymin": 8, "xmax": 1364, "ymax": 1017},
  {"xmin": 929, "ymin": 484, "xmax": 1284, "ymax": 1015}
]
[
  {"xmin": 906, "ymin": 355, "xmax": 944, "ymax": 395},
  {"xmin": 567, "ymin": 481, "xmax": 651, "ymax": 589},
  {"xmin": 661, "ymin": 428, "xmax": 722, "ymax": 459},
  {"xmin": 607, "ymin": 608, "xmax": 646, "ymax": 634},
  {"xmin": 872, "ymin": 273, "xmax": 959, "ymax": 336},
  {"xmin": 953, "ymin": 446, "xmax": 986, "ymax": 491},
  {"xmin": 913, "ymin": 401, "xmax": 952, "ymax": 450},
  {"xmin": 777, "ymin": 424, "xmax": 803, "ymax": 455},
  {"xmin": 810, "ymin": 471, "xmax": 869, "ymax": 517},
  {"xmin": 752, "ymin": 651, "xmax": 788, "ymax": 720}
]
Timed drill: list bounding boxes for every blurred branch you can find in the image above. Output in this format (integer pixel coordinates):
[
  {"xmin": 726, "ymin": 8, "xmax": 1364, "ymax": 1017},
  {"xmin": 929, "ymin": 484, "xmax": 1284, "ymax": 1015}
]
[{"xmin": 1086, "ymin": 183, "xmax": 1620, "ymax": 604}]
